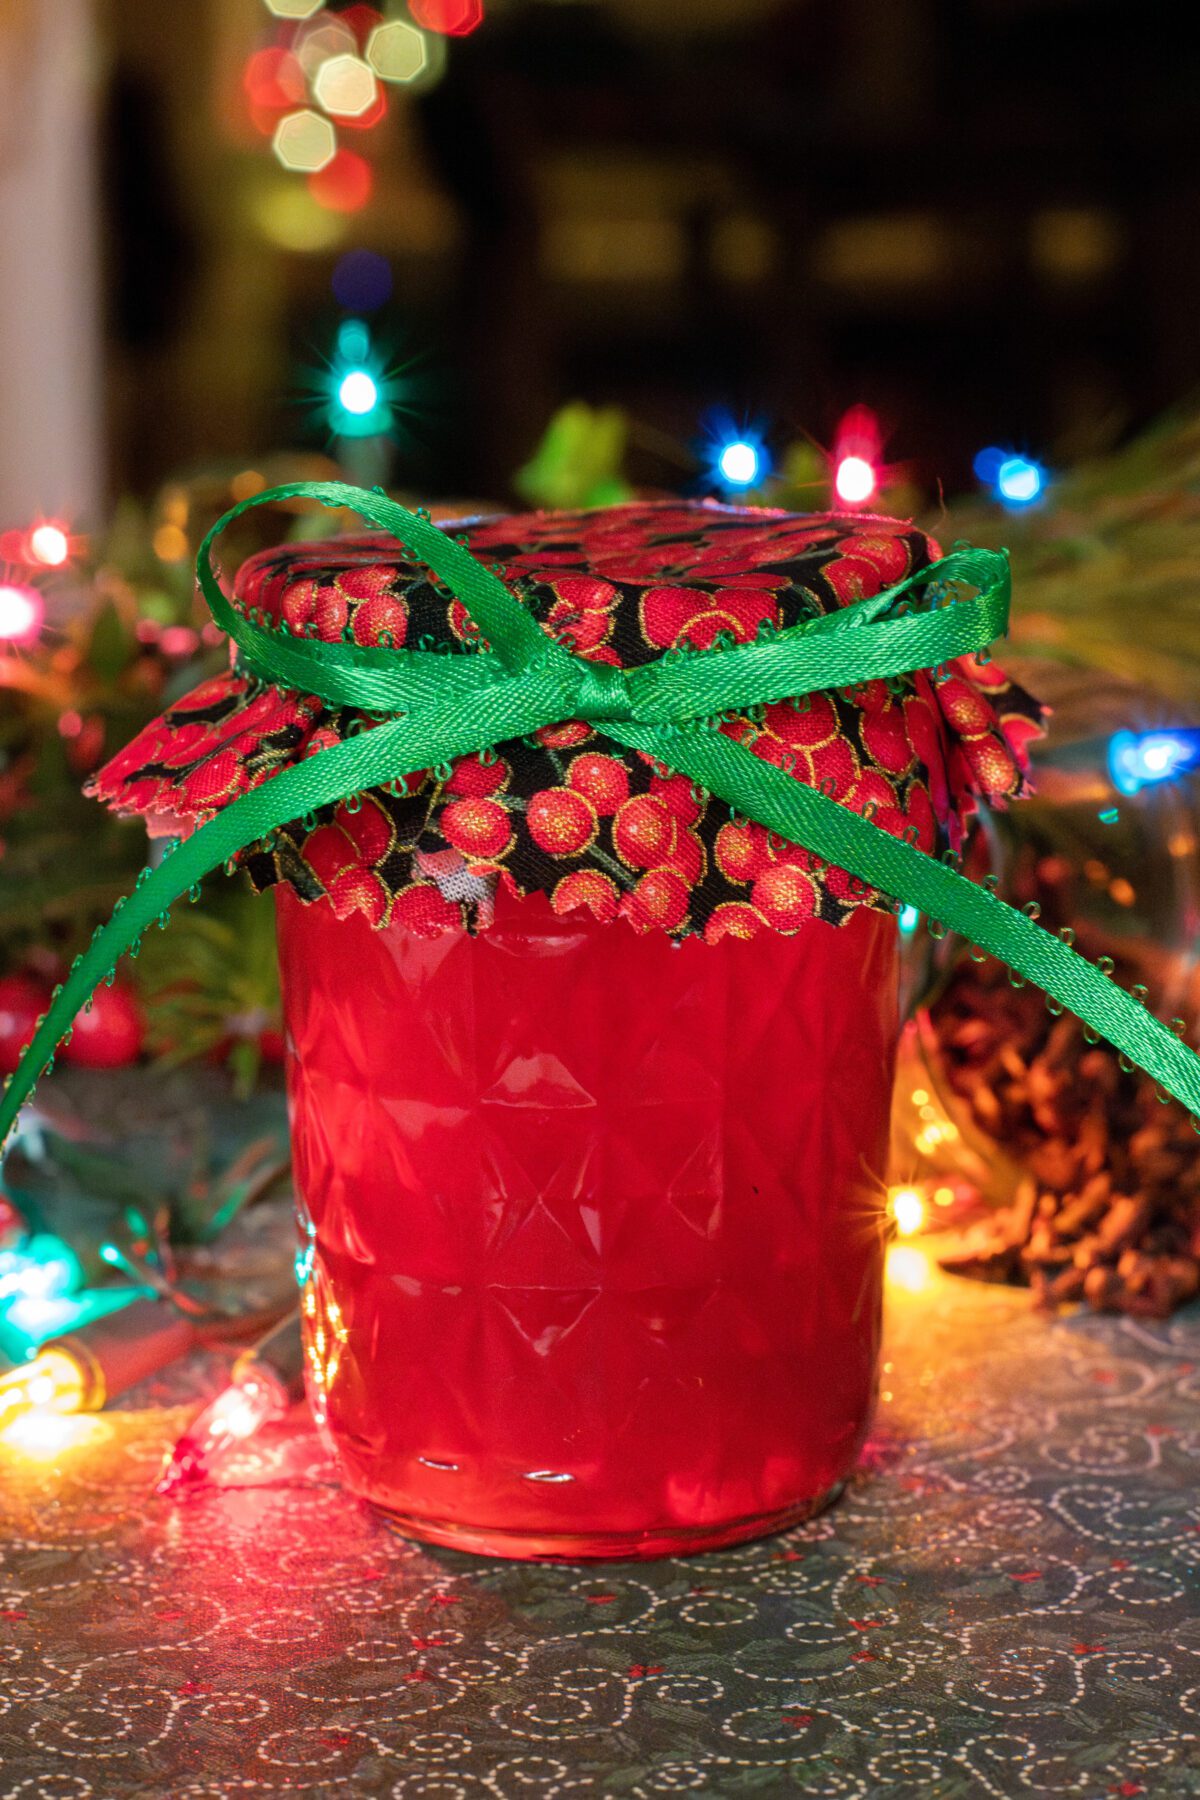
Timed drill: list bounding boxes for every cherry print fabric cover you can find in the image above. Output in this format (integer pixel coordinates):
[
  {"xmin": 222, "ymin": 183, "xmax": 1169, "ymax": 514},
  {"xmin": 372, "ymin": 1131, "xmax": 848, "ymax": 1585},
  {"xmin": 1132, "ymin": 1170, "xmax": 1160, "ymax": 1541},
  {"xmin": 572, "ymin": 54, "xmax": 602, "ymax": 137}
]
[{"xmin": 90, "ymin": 502, "xmax": 1044, "ymax": 942}]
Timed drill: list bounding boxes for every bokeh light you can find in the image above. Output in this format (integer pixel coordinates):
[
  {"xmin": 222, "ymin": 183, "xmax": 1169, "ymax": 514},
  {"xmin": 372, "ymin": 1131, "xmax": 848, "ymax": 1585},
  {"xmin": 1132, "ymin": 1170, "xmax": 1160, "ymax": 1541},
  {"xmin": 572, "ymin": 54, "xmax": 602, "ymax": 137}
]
[
  {"xmin": 263, "ymin": 0, "xmax": 323, "ymax": 16},
  {"xmin": 272, "ymin": 109, "xmax": 337, "ymax": 173},
  {"xmin": 717, "ymin": 440, "xmax": 761, "ymax": 488},
  {"xmin": 243, "ymin": 47, "xmax": 306, "ymax": 114},
  {"xmin": 1109, "ymin": 728, "xmax": 1200, "ymax": 796},
  {"xmin": 308, "ymin": 149, "xmax": 373, "ymax": 212},
  {"xmin": 254, "ymin": 181, "xmax": 346, "ymax": 251},
  {"xmin": 831, "ymin": 403, "xmax": 882, "ymax": 507},
  {"xmin": 312, "ymin": 52, "xmax": 380, "ymax": 120},
  {"xmin": 152, "ymin": 523, "xmax": 189, "ymax": 563},
  {"xmin": 295, "ymin": 18, "xmax": 359, "ymax": 78},
  {"xmin": 367, "ymin": 19, "xmax": 429, "ymax": 83},
  {"xmin": 332, "ymin": 248, "xmax": 392, "ymax": 309},
  {"xmin": 26, "ymin": 522, "xmax": 70, "ymax": 567},
  {"xmin": 0, "ymin": 1410, "xmax": 107, "ymax": 1458},
  {"xmin": 834, "ymin": 454, "xmax": 877, "ymax": 506},
  {"xmin": 338, "ymin": 369, "xmax": 379, "ymax": 416},
  {"xmin": 339, "ymin": 3, "xmax": 385, "ymax": 43},
  {"xmin": 0, "ymin": 1239, "xmax": 81, "ymax": 1304},
  {"xmin": 996, "ymin": 455, "xmax": 1045, "ymax": 506},
  {"xmin": 337, "ymin": 316, "xmax": 371, "ymax": 361},
  {"xmin": 972, "ymin": 445, "xmax": 1005, "ymax": 486},
  {"xmin": 0, "ymin": 583, "xmax": 44, "ymax": 645},
  {"xmin": 889, "ymin": 1185, "xmax": 926, "ymax": 1236},
  {"xmin": 410, "ymin": 0, "xmax": 485, "ymax": 36}
]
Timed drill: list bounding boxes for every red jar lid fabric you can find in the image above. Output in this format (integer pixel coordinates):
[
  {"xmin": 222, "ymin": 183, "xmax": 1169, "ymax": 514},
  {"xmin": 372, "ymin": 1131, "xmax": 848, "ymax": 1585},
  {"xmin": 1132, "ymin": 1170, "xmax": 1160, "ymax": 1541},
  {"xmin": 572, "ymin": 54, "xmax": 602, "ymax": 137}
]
[{"xmin": 90, "ymin": 501, "xmax": 1043, "ymax": 942}]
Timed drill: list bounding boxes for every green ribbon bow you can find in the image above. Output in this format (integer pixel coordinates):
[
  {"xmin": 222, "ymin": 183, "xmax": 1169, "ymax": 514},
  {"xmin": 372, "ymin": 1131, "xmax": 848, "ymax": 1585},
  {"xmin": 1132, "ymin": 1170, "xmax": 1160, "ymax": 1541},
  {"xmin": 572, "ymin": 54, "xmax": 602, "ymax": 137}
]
[{"xmin": 3, "ymin": 478, "xmax": 1200, "ymax": 1147}]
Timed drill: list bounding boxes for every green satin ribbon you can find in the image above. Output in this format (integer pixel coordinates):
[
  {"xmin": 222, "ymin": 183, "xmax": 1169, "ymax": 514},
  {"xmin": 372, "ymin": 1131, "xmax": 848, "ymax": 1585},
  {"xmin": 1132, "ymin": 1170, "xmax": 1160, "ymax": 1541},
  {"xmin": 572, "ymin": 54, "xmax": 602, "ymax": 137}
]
[{"xmin": 3, "ymin": 478, "xmax": 1199, "ymax": 1147}]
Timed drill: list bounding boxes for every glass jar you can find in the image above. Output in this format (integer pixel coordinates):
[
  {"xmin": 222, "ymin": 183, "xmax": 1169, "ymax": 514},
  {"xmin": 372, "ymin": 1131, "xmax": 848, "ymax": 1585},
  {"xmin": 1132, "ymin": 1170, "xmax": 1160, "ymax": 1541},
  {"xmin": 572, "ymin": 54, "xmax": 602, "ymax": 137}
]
[{"xmin": 277, "ymin": 881, "xmax": 899, "ymax": 1561}]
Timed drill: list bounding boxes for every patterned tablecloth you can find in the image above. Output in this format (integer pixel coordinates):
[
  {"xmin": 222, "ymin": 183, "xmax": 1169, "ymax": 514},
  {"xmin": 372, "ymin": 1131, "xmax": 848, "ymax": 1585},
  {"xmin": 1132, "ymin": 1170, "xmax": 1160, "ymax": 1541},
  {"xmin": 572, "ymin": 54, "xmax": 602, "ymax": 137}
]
[{"xmin": 1, "ymin": 1243, "xmax": 1199, "ymax": 1799}]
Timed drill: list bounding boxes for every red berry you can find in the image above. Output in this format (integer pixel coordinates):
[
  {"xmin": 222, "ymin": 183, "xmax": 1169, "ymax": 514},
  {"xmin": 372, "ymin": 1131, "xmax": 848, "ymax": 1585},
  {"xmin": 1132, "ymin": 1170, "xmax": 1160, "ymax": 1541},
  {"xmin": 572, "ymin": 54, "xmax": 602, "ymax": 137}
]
[
  {"xmin": 622, "ymin": 869, "xmax": 690, "ymax": 932},
  {"xmin": 0, "ymin": 974, "xmax": 54, "ymax": 1075},
  {"xmin": 333, "ymin": 796, "xmax": 394, "ymax": 865},
  {"xmin": 351, "ymin": 594, "xmax": 409, "ymax": 648},
  {"xmin": 862, "ymin": 703, "xmax": 914, "ymax": 775},
  {"xmin": 392, "ymin": 883, "xmax": 464, "ymax": 937},
  {"xmin": 446, "ymin": 754, "xmax": 507, "ymax": 800},
  {"xmin": 526, "ymin": 788, "xmax": 597, "ymax": 857},
  {"xmin": 714, "ymin": 821, "xmax": 771, "ymax": 885},
  {"xmin": 326, "ymin": 867, "xmax": 389, "ymax": 926},
  {"xmin": 750, "ymin": 863, "xmax": 817, "ymax": 933},
  {"xmin": 937, "ymin": 676, "xmax": 995, "ymax": 736},
  {"xmin": 567, "ymin": 754, "xmax": 629, "ymax": 815},
  {"xmin": 649, "ymin": 772, "xmax": 702, "ymax": 825},
  {"xmin": 964, "ymin": 735, "xmax": 1018, "ymax": 797},
  {"xmin": 62, "ymin": 982, "xmax": 145, "ymax": 1069},
  {"xmin": 442, "ymin": 797, "xmax": 513, "ymax": 859},
  {"xmin": 613, "ymin": 795, "xmax": 675, "ymax": 869},
  {"xmin": 763, "ymin": 694, "xmax": 838, "ymax": 751},
  {"xmin": 313, "ymin": 586, "xmax": 350, "ymax": 641},
  {"xmin": 704, "ymin": 902, "xmax": 765, "ymax": 944},
  {"xmin": 281, "ymin": 578, "xmax": 319, "ymax": 634},
  {"xmin": 534, "ymin": 722, "xmax": 591, "ymax": 750},
  {"xmin": 663, "ymin": 828, "xmax": 704, "ymax": 887},
  {"xmin": 182, "ymin": 748, "xmax": 244, "ymax": 809},
  {"xmin": 551, "ymin": 869, "xmax": 619, "ymax": 923},
  {"xmin": 304, "ymin": 824, "xmax": 357, "ymax": 888}
]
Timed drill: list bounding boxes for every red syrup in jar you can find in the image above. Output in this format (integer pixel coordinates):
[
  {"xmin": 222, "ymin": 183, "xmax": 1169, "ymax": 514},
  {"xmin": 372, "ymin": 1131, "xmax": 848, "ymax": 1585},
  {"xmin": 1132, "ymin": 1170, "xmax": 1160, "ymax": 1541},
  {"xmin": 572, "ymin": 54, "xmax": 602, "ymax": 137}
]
[{"xmin": 277, "ymin": 881, "xmax": 899, "ymax": 1560}]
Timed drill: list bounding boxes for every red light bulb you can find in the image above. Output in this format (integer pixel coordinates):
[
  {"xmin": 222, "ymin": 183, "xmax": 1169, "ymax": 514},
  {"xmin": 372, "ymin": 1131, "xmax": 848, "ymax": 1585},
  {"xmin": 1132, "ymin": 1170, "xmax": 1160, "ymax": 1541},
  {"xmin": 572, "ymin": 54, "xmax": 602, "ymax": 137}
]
[
  {"xmin": 834, "ymin": 456, "xmax": 877, "ymax": 506},
  {"xmin": 410, "ymin": 0, "xmax": 484, "ymax": 37},
  {"xmin": 26, "ymin": 521, "xmax": 70, "ymax": 568},
  {"xmin": 157, "ymin": 1372, "xmax": 289, "ymax": 1495},
  {"xmin": 0, "ymin": 583, "xmax": 44, "ymax": 645},
  {"xmin": 831, "ymin": 405, "xmax": 882, "ymax": 510}
]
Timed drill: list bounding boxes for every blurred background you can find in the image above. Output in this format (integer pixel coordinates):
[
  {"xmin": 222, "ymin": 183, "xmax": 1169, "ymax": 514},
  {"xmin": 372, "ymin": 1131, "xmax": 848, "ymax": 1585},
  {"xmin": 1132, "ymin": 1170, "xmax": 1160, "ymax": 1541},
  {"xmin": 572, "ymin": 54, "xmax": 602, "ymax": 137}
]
[{"xmin": 4, "ymin": 0, "xmax": 1200, "ymax": 523}]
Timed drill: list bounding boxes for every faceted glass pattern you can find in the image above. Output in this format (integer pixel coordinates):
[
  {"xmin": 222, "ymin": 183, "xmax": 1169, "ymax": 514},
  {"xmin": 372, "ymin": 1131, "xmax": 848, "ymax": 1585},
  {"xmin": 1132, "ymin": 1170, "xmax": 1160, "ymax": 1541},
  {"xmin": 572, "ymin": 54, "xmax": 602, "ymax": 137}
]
[{"xmin": 276, "ymin": 886, "xmax": 900, "ymax": 1560}]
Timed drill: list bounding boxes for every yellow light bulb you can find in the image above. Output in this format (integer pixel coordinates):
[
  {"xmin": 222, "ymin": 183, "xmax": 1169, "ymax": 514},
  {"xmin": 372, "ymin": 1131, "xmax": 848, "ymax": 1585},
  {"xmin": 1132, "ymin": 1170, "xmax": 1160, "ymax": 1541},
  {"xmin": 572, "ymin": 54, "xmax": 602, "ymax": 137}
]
[
  {"xmin": 0, "ymin": 1350, "xmax": 86, "ymax": 1425},
  {"xmin": 889, "ymin": 1185, "xmax": 926, "ymax": 1237}
]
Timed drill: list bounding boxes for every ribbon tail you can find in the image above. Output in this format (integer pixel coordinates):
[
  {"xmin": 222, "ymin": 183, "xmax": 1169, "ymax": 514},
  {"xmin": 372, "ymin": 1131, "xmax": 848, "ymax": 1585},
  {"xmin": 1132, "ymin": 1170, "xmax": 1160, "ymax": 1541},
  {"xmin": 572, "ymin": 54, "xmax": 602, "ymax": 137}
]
[
  {"xmin": 608, "ymin": 723, "xmax": 1200, "ymax": 1122},
  {"xmin": 0, "ymin": 677, "xmax": 556, "ymax": 1148}
]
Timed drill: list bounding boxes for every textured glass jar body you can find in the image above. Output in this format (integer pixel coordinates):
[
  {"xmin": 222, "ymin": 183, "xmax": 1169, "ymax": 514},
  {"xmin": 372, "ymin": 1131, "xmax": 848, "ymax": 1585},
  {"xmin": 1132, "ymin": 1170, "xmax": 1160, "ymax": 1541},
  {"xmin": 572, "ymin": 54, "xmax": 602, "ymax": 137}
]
[{"xmin": 277, "ymin": 884, "xmax": 899, "ymax": 1561}]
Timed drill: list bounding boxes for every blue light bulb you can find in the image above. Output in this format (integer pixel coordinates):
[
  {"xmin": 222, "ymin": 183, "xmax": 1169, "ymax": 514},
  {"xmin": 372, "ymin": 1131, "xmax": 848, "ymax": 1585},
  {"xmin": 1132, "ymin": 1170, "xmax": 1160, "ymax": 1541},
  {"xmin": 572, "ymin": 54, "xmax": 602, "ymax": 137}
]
[
  {"xmin": 995, "ymin": 455, "xmax": 1045, "ymax": 506},
  {"xmin": 972, "ymin": 446, "xmax": 1006, "ymax": 487},
  {"xmin": 337, "ymin": 370, "xmax": 379, "ymax": 417},
  {"xmin": 1108, "ymin": 728, "xmax": 1200, "ymax": 795},
  {"xmin": 718, "ymin": 440, "xmax": 762, "ymax": 488}
]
